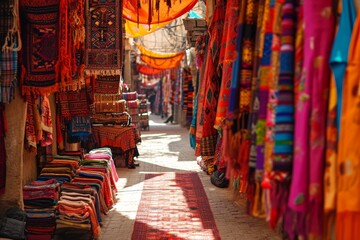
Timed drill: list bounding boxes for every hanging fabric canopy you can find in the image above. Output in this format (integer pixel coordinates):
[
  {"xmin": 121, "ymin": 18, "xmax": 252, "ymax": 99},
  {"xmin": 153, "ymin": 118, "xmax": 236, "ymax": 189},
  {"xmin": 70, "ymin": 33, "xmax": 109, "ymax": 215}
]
[
  {"xmin": 123, "ymin": 0, "xmax": 198, "ymax": 25},
  {"xmin": 125, "ymin": 20, "xmax": 171, "ymax": 38},
  {"xmin": 140, "ymin": 54, "xmax": 184, "ymax": 70},
  {"xmin": 138, "ymin": 63, "xmax": 164, "ymax": 75},
  {"xmin": 135, "ymin": 42, "xmax": 185, "ymax": 58}
]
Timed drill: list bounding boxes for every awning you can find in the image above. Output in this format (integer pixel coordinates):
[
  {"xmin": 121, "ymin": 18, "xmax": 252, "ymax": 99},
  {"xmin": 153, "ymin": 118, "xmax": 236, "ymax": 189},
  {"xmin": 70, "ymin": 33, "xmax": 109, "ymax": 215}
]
[{"xmin": 123, "ymin": 0, "xmax": 198, "ymax": 25}]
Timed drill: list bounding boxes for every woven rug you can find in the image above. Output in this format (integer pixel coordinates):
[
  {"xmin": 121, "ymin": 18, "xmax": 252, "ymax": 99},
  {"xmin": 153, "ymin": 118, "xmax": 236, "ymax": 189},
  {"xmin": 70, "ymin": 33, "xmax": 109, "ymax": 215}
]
[
  {"xmin": 20, "ymin": 0, "xmax": 60, "ymax": 95},
  {"xmin": 57, "ymin": 89, "xmax": 90, "ymax": 119},
  {"xmin": 132, "ymin": 172, "xmax": 221, "ymax": 240},
  {"xmin": 94, "ymin": 75, "xmax": 120, "ymax": 94},
  {"xmin": 85, "ymin": 0, "xmax": 122, "ymax": 75}
]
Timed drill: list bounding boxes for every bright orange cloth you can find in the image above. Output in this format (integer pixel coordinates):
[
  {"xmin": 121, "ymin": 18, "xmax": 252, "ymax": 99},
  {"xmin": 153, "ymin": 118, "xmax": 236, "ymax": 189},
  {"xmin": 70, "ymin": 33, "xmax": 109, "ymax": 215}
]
[
  {"xmin": 336, "ymin": 9, "xmax": 360, "ymax": 240},
  {"xmin": 136, "ymin": 42, "xmax": 185, "ymax": 59},
  {"xmin": 140, "ymin": 54, "xmax": 185, "ymax": 70},
  {"xmin": 125, "ymin": 20, "xmax": 171, "ymax": 38},
  {"xmin": 123, "ymin": 0, "xmax": 198, "ymax": 25},
  {"xmin": 138, "ymin": 64, "xmax": 164, "ymax": 75}
]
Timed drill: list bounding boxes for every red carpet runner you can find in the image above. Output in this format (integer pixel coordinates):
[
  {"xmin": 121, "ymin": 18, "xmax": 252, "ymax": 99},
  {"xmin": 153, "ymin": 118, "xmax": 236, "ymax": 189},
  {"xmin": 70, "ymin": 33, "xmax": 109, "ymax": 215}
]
[{"xmin": 132, "ymin": 172, "xmax": 221, "ymax": 240}]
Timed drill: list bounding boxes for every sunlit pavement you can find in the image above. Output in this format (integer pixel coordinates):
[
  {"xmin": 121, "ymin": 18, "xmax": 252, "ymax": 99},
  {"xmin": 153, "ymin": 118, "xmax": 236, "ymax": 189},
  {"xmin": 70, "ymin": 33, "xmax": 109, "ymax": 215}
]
[{"xmin": 100, "ymin": 114, "xmax": 280, "ymax": 240}]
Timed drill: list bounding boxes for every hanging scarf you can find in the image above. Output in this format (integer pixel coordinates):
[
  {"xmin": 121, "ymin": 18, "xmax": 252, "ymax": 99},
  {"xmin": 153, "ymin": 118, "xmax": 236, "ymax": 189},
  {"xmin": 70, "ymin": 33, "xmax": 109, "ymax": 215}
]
[
  {"xmin": 336, "ymin": 6, "xmax": 360, "ymax": 239},
  {"xmin": 0, "ymin": 0, "xmax": 20, "ymax": 103},
  {"xmin": 288, "ymin": 0, "xmax": 335, "ymax": 237},
  {"xmin": 195, "ymin": 0, "xmax": 225, "ymax": 159},
  {"xmin": 214, "ymin": 0, "xmax": 241, "ymax": 130}
]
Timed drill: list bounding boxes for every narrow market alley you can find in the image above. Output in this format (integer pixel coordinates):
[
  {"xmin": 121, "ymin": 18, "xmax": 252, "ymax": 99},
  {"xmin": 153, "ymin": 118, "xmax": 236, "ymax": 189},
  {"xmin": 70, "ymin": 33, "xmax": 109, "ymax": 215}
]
[{"xmin": 99, "ymin": 115, "xmax": 279, "ymax": 240}]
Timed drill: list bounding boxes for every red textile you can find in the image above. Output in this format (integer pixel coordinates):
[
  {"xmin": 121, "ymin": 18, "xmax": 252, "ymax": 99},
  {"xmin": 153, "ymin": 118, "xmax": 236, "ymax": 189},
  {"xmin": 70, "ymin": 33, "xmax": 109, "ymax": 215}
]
[{"xmin": 0, "ymin": 104, "xmax": 6, "ymax": 195}]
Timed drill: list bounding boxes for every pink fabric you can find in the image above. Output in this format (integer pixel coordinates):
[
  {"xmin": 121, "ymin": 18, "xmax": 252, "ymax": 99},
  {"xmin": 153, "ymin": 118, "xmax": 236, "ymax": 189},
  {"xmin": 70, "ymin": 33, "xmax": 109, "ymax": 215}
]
[{"xmin": 288, "ymin": 0, "xmax": 334, "ymax": 237}]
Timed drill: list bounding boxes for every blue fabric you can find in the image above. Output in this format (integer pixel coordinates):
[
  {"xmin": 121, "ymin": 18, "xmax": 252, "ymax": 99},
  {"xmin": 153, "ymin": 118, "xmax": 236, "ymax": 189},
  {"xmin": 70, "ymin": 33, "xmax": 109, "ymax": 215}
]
[{"xmin": 329, "ymin": 0, "xmax": 357, "ymax": 131}]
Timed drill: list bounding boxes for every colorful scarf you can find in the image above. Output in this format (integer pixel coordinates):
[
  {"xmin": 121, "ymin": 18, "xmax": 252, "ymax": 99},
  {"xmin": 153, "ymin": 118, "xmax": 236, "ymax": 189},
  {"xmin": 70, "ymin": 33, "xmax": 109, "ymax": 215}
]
[
  {"xmin": 288, "ymin": 0, "xmax": 335, "ymax": 237},
  {"xmin": 196, "ymin": 0, "xmax": 225, "ymax": 159},
  {"xmin": 329, "ymin": 0, "xmax": 356, "ymax": 132},
  {"xmin": 20, "ymin": 0, "xmax": 60, "ymax": 95},
  {"xmin": 336, "ymin": 7, "xmax": 360, "ymax": 239},
  {"xmin": 85, "ymin": 0, "xmax": 122, "ymax": 76},
  {"xmin": 214, "ymin": 0, "xmax": 241, "ymax": 130}
]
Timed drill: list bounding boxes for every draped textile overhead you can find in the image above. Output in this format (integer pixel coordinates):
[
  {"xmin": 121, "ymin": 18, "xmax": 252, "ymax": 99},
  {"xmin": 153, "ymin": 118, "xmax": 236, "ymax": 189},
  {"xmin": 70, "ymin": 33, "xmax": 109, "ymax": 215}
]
[
  {"xmin": 136, "ymin": 43, "xmax": 185, "ymax": 69},
  {"xmin": 125, "ymin": 20, "xmax": 171, "ymax": 38},
  {"xmin": 140, "ymin": 54, "xmax": 184, "ymax": 70},
  {"xmin": 137, "ymin": 64, "xmax": 163, "ymax": 75},
  {"xmin": 136, "ymin": 42, "xmax": 185, "ymax": 59},
  {"xmin": 123, "ymin": 0, "xmax": 198, "ymax": 25}
]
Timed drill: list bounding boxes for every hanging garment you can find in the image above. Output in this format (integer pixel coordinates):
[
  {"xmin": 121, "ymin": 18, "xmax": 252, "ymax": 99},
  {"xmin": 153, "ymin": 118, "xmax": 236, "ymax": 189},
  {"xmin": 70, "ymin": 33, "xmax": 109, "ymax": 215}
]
[
  {"xmin": 214, "ymin": 0, "xmax": 241, "ymax": 130},
  {"xmin": 288, "ymin": 0, "xmax": 335, "ymax": 238},
  {"xmin": 336, "ymin": 7, "xmax": 360, "ymax": 239},
  {"xmin": 195, "ymin": 0, "xmax": 225, "ymax": 161},
  {"xmin": 329, "ymin": 0, "xmax": 357, "ymax": 131}
]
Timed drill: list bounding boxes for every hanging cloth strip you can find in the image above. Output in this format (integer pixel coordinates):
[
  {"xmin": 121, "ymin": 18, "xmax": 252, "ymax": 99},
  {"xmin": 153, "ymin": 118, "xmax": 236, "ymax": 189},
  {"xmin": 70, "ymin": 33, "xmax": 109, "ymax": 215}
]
[
  {"xmin": 336, "ymin": 6, "xmax": 360, "ymax": 240},
  {"xmin": 125, "ymin": 19, "xmax": 171, "ymax": 38},
  {"xmin": 288, "ymin": 0, "xmax": 335, "ymax": 238},
  {"xmin": 123, "ymin": 0, "xmax": 198, "ymax": 25}
]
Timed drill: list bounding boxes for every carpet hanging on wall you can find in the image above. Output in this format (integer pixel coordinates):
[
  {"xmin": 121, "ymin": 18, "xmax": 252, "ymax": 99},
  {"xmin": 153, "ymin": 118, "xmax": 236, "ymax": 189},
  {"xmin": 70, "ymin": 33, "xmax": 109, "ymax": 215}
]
[
  {"xmin": 85, "ymin": 0, "xmax": 123, "ymax": 76},
  {"xmin": 0, "ymin": 104, "xmax": 6, "ymax": 195},
  {"xmin": 132, "ymin": 172, "xmax": 221, "ymax": 240},
  {"xmin": 20, "ymin": 0, "xmax": 60, "ymax": 95}
]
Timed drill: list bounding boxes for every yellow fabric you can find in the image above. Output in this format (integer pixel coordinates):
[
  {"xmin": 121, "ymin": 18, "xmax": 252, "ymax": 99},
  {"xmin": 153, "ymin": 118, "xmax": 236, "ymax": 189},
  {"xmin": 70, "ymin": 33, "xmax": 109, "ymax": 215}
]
[
  {"xmin": 136, "ymin": 42, "xmax": 185, "ymax": 59},
  {"xmin": 140, "ymin": 54, "xmax": 185, "ymax": 70},
  {"xmin": 125, "ymin": 20, "xmax": 171, "ymax": 38},
  {"xmin": 123, "ymin": 0, "xmax": 198, "ymax": 25}
]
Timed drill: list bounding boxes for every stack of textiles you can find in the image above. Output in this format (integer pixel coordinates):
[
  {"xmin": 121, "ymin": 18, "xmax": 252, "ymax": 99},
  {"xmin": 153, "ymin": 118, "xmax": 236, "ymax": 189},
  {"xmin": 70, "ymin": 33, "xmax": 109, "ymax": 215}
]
[
  {"xmin": 23, "ymin": 179, "xmax": 60, "ymax": 240},
  {"xmin": 91, "ymin": 112, "xmax": 131, "ymax": 126},
  {"xmin": 139, "ymin": 99, "xmax": 149, "ymax": 114},
  {"xmin": 54, "ymin": 182, "xmax": 101, "ymax": 240},
  {"xmin": 38, "ymin": 155, "xmax": 81, "ymax": 183},
  {"xmin": 126, "ymin": 99, "xmax": 140, "ymax": 126}
]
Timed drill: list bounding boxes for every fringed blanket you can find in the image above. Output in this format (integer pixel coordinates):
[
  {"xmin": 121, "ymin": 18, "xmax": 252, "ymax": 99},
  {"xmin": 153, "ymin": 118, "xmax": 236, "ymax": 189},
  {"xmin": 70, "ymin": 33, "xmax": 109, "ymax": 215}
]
[
  {"xmin": 20, "ymin": 0, "xmax": 60, "ymax": 95},
  {"xmin": 85, "ymin": 0, "xmax": 122, "ymax": 76}
]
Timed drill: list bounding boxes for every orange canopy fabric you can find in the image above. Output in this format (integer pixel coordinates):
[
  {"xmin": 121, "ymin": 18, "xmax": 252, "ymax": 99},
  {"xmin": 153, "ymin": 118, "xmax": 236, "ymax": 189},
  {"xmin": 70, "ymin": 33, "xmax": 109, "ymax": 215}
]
[
  {"xmin": 125, "ymin": 20, "xmax": 171, "ymax": 38},
  {"xmin": 140, "ymin": 53, "xmax": 185, "ymax": 70},
  {"xmin": 123, "ymin": 0, "xmax": 198, "ymax": 25},
  {"xmin": 138, "ymin": 64, "xmax": 164, "ymax": 75},
  {"xmin": 135, "ymin": 42, "xmax": 185, "ymax": 58}
]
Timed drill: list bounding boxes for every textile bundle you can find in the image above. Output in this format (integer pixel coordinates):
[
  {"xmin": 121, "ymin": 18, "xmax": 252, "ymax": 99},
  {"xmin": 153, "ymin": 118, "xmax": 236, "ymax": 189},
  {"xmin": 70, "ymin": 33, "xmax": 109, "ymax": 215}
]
[
  {"xmin": 23, "ymin": 179, "xmax": 60, "ymax": 240},
  {"xmin": 182, "ymin": 67, "xmax": 194, "ymax": 124},
  {"xmin": 20, "ymin": 0, "xmax": 60, "ymax": 95},
  {"xmin": 85, "ymin": 0, "xmax": 123, "ymax": 76}
]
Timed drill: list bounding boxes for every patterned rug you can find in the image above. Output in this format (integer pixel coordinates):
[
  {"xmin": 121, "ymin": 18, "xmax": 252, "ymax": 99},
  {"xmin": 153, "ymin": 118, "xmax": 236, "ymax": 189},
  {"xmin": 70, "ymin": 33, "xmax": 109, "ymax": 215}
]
[
  {"xmin": 132, "ymin": 172, "xmax": 221, "ymax": 240},
  {"xmin": 85, "ymin": 0, "xmax": 122, "ymax": 75},
  {"xmin": 20, "ymin": 0, "xmax": 60, "ymax": 95},
  {"xmin": 94, "ymin": 75, "xmax": 120, "ymax": 94},
  {"xmin": 57, "ymin": 89, "xmax": 90, "ymax": 119}
]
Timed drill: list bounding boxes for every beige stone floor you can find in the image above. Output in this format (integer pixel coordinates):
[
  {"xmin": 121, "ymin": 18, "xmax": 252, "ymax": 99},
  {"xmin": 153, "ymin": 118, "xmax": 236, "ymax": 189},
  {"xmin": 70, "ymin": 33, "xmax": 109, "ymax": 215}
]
[{"xmin": 99, "ymin": 114, "xmax": 281, "ymax": 240}]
